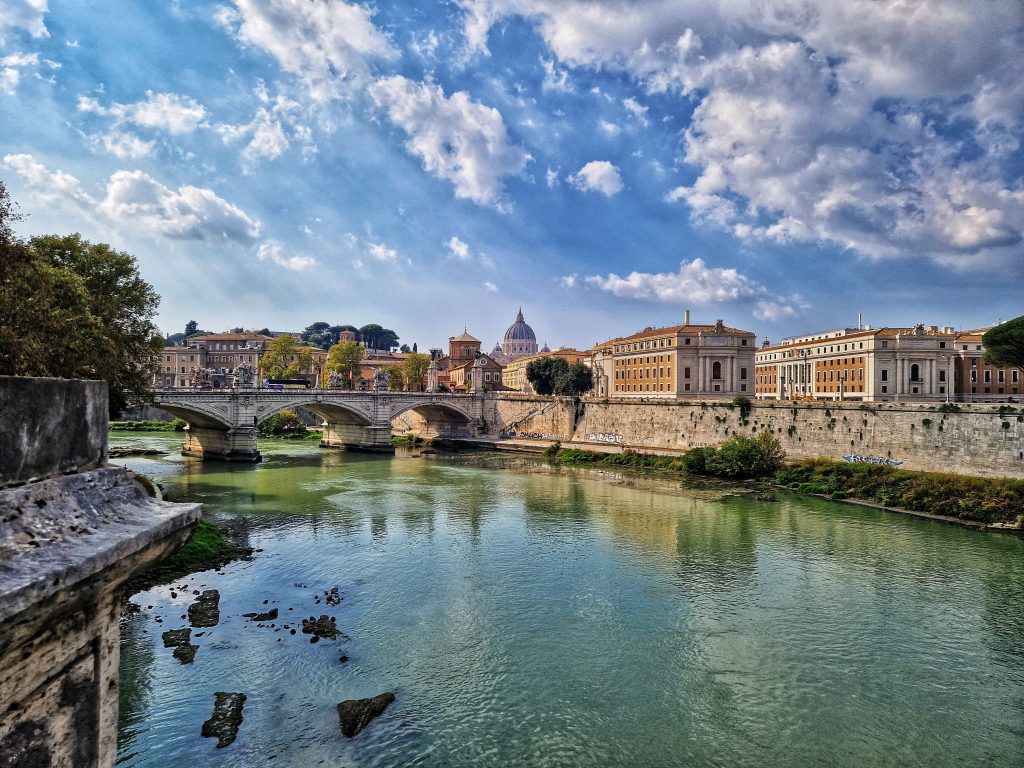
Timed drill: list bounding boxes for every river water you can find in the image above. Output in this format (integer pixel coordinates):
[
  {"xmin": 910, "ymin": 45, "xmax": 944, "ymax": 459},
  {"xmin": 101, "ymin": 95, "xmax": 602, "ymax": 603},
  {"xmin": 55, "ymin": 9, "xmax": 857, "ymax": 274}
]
[{"xmin": 110, "ymin": 433, "xmax": 1024, "ymax": 767}]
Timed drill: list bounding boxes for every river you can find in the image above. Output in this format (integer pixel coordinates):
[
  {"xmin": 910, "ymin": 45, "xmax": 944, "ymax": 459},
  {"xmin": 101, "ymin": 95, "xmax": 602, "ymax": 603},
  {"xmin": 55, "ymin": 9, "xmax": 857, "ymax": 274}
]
[{"xmin": 110, "ymin": 432, "xmax": 1024, "ymax": 767}]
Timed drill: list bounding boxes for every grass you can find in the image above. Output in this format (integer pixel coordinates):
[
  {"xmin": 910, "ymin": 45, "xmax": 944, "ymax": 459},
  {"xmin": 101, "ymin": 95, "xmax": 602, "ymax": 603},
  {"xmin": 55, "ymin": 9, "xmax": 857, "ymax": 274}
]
[
  {"xmin": 775, "ymin": 459, "xmax": 1024, "ymax": 526},
  {"xmin": 109, "ymin": 419, "xmax": 186, "ymax": 432},
  {"xmin": 126, "ymin": 519, "xmax": 250, "ymax": 595}
]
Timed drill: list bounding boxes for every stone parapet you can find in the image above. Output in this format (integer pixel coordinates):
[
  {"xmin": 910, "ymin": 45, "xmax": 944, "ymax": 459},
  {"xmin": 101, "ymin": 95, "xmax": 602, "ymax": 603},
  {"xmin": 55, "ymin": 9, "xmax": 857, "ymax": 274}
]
[{"xmin": 0, "ymin": 377, "xmax": 202, "ymax": 767}]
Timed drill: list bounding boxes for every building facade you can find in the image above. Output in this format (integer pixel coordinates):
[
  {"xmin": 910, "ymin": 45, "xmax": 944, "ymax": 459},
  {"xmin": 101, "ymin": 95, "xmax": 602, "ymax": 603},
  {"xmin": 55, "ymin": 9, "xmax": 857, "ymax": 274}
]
[
  {"xmin": 754, "ymin": 324, "xmax": 1021, "ymax": 402},
  {"xmin": 591, "ymin": 320, "xmax": 756, "ymax": 399}
]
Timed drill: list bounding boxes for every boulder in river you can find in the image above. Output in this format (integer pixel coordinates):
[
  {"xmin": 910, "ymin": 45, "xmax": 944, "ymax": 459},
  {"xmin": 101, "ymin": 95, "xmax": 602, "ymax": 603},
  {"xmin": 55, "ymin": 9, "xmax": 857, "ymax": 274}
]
[
  {"xmin": 242, "ymin": 607, "xmax": 278, "ymax": 622},
  {"xmin": 172, "ymin": 644, "xmax": 198, "ymax": 664},
  {"xmin": 301, "ymin": 614, "xmax": 342, "ymax": 640},
  {"xmin": 201, "ymin": 692, "xmax": 247, "ymax": 748},
  {"xmin": 161, "ymin": 628, "xmax": 191, "ymax": 648},
  {"xmin": 188, "ymin": 590, "xmax": 220, "ymax": 628},
  {"xmin": 337, "ymin": 692, "xmax": 395, "ymax": 738}
]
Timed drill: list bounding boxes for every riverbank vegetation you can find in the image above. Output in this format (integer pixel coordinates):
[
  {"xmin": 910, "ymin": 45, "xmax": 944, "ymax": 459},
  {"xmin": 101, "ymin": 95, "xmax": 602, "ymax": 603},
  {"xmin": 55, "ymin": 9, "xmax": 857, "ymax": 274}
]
[
  {"xmin": 110, "ymin": 419, "xmax": 186, "ymax": 432},
  {"xmin": 257, "ymin": 409, "xmax": 320, "ymax": 439},
  {"xmin": 126, "ymin": 519, "xmax": 251, "ymax": 595},
  {"xmin": 776, "ymin": 460, "xmax": 1024, "ymax": 526}
]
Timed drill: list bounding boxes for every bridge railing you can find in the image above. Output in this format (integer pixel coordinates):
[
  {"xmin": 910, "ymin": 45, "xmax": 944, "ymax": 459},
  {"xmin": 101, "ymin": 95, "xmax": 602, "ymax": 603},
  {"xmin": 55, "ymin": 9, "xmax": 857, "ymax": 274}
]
[{"xmin": 153, "ymin": 387, "xmax": 478, "ymax": 397}]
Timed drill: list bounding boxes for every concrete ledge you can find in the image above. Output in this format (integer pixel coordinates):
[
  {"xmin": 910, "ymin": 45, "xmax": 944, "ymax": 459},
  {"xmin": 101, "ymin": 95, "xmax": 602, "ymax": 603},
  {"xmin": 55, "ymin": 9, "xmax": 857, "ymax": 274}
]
[
  {"xmin": 0, "ymin": 377, "xmax": 108, "ymax": 488},
  {"xmin": 0, "ymin": 467, "xmax": 202, "ymax": 624}
]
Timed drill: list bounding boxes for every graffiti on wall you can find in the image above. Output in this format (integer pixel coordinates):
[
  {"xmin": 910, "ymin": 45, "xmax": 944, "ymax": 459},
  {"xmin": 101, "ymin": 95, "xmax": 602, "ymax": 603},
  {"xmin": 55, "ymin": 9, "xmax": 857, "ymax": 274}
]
[
  {"xmin": 586, "ymin": 432, "xmax": 624, "ymax": 444},
  {"xmin": 500, "ymin": 430, "xmax": 563, "ymax": 441},
  {"xmin": 841, "ymin": 453, "xmax": 904, "ymax": 467}
]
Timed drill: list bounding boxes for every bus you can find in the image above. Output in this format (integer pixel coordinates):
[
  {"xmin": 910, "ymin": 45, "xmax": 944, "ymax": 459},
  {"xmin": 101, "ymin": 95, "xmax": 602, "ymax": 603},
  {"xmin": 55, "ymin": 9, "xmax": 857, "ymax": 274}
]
[{"xmin": 262, "ymin": 378, "xmax": 312, "ymax": 390}]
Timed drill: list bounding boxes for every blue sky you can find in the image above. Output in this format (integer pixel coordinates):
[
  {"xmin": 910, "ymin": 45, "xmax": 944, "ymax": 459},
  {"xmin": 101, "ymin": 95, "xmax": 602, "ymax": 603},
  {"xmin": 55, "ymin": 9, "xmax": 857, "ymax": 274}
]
[{"xmin": 1, "ymin": 0, "xmax": 1021, "ymax": 351}]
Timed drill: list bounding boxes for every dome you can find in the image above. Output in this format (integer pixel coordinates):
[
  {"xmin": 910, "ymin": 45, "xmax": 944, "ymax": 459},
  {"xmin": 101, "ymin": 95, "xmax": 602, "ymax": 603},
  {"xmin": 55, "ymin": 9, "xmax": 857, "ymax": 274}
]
[{"xmin": 503, "ymin": 308, "xmax": 537, "ymax": 343}]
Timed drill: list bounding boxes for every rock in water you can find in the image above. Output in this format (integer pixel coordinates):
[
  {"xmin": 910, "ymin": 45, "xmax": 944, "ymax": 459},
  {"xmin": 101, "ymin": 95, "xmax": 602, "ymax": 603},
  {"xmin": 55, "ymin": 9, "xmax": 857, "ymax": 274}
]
[
  {"xmin": 301, "ymin": 614, "xmax": 343, "ymax": 640},
  {"xmin": 188, "ymin": 590, "xmax": 220, "ymax": 628},
  {"xmin": 336, "ymin": 693, "xmax": 395, "ymax": 738},
  {"xmin": 161, "ymin": 628, "xmax": 191, "ymax": 648},
  {"xmin": 325, "ymin": 586, "xmax": 342, "ymax": 606},
  {"xmin": 172, "ymin": 644, "xmax": 198, "ymax": 664},
  {"xmin": 242, "ymin": 607, "xmax": 278, "ymax": 622},
  {"xmin": 201, "ymin": 692, "xmax": 246, "ymax": 748}
]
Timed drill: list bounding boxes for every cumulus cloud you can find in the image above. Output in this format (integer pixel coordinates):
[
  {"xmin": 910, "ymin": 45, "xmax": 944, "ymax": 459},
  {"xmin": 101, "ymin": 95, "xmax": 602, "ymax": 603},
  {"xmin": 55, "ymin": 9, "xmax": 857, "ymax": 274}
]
[
  {"xmin": 457, "ymin": 0, "xmax": 1024, "ymax": 266},
  {"xmin": 368, "ymin": 75, "xmax": 531, "ymax": 207},
  {"xmin": 368, "ymin": 241, "xmax": 398, "ymax": 261},
  {"xmin": 257, "ymin": 240, "xmax": 316, "ymax": 270},
  {"xmin": 585, "ymin": 258, "xmax": 807, "ymax": 320},
  {"xmin": 88, "ymin": 130, "xmax": 155, "ymax": 160},
  {"xmin": 568, "ymin": 160, "xmax": 623, "ymax": 196},
  {"xmin": 218, "ymin": 0, "xmax": 396, "ymax": 100},
  {"xmin": 79, "ymin": 91, "xmax": 208, "ymax": 134},
  {"xmin": 0, "ymin": 52, "xmax": 38, "ymax": 94},
  {"xmin": 0, "ymin": 0, "xmax": 48, "ymax": 46},
  {"xmin": 447, "ymin": 235, "xmax": 471, "ymax": 260},
  {"xmin": 3, "ymin": 153, "xmax": 262, "ymax": 243},
  {"xmin": 483, "ymin": 280, "xmax": 498, "ymax": 292}
]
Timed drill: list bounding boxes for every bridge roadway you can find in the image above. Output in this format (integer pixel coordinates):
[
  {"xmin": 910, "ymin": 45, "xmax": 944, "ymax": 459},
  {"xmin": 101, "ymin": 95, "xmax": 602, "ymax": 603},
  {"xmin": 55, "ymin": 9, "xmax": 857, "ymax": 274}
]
[{"xmin": 152, "ymin": 388, "xmax": 498, "ymax": 461}]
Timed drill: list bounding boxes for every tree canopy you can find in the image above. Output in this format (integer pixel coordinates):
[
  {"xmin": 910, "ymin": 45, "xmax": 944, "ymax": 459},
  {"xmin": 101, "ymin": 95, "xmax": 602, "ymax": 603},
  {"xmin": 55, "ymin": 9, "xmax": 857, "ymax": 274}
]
[
  {"xmin": 399, "ymin": 352, "xmax": 431, "ymax": 391},
  {"xmin": 359, "ymin": 323, "xmax": 399, "ymax": 351},
  {"xmin": 261, "ymin": 334, "xmax": 314, "ymax": 380},
  {"xmin": 526, "ymin": 357, "xmax": 593, "ymax": 396},
  {"xmin": 983, "ymin": 316, "xmax": 1024, "ymax": 370},
  {"xmin": 301, "ymin": 321, "xmax": 347, "ymax": 350},
  {"xmin": 0, "ymin": 187, "xmax": 162, "ymax": 415},
  {"xmin": 325, "ymin": 340, "xmax": 365, "ymax": 388}
]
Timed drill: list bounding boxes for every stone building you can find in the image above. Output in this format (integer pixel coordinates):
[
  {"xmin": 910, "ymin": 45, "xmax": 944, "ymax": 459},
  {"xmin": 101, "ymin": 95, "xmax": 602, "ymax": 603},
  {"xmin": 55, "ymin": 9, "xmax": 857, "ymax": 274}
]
[
  {"xmin": 750, "ymin": 324, "xmax": 1014, "ymax": 402},
  {"xmin": 591, "ymin": 318, "xmax": 756, "ymax": 399}
]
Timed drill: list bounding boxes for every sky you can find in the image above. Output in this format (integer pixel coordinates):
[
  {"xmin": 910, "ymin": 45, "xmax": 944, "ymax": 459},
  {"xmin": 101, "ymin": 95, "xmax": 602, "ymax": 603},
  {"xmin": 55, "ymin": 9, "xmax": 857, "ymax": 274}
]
[{"xmin": 1, "ymin": 0, "xmax": 1021, "ymax": 352}]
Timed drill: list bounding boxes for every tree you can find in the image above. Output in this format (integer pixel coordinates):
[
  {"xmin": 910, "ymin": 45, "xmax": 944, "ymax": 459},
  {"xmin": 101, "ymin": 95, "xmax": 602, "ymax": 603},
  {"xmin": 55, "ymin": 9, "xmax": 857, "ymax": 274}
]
[
  {"xmin": 185, "ymin": 320, "xmax": 199, "ymax": 338},
  {"xmin": 527, "ymin": 357, "xmax": 569, "ymax": 395},
  {"xmin": 400, "ymin": 344, "xmax": 411, "ymax": 354},
  {"xmin": 400, "ymin": 352, "xmax": 431, "ymax": 392},
  {"xmin": 325, "ymin": 340, "xmax": 365, "ymax": 389},
  {"xmin": 555, "ymin": 362, "xmax": 593, "ymax": 396},
  {"xmin": 0, "ymin": 192, "xmax": 162, "ymax": 416},
  {"xmin": 166, "ymin": 332, "xmax": 185, "ymax": 346},
  {"xmin": 302, "ymin": 321, "xmax": 343, "ymax": 350},
  {"xmin": 983, "ymin": 316, "xmax": 1024, "ymax": 370},
  {"xmin": 261, "ymin": 334, "xmax": 313, "ymax": 379},
  {"xmin": 358, "ymin": 323, "xmax": 399, "ymax": 351},
  {"xmin": 384, "ymin": 365, "xmax": 405, "ymax": 391},
  {"xmin": 255, "ymin": 327, "xmax": 271, "ymax": 336}
]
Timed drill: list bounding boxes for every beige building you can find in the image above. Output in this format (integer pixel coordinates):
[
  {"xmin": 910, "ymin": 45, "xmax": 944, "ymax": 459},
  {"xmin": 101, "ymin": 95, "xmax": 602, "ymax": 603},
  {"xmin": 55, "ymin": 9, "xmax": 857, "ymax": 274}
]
[
  {"xmin": 754, "ymin": 324, "xmax": 964, "ymax": 402},
  {"xmin": 591, "ymin": 318, "xmax": 756, "ymax": 399},
  {"xmin": 158, "ymin": 332, "xmax": 327, "ymax": 388},
  {"xmin": 502, "ymin": 348, "xmax": 590, "ymax": 393}
]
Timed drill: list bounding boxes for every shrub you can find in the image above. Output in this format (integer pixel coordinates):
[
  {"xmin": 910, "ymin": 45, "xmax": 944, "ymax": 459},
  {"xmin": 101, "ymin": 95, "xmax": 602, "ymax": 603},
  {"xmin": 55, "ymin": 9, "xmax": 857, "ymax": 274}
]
[
  {"xmin": 258, "ymin": 409, "xmax": 307, "ymax": 436},
  {"xmin": 704, "ymin": 431, "xmax": 786, "ymax": 479},
  {"xmin": 544, "ymin": 440, "xmax": 562, "ymax": 457}
]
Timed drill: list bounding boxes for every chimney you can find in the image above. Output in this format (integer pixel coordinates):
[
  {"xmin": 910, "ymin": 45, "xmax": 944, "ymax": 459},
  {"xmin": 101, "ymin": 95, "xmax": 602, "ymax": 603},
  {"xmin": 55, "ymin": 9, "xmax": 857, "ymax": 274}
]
[
  {"xmin": 684, "ymin": 309, "xmax": 691, "ymax": 325},
  {"xmin": 858, "ymin": 312, "xmax": 863, "ymax": 329}
]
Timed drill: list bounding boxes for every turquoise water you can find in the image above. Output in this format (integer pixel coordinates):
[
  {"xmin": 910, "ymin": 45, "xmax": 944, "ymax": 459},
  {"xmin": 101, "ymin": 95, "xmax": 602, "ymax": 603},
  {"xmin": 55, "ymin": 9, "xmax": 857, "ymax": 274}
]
[{"xmin": 112, "ymin": 433, "xmax": 1024, "ymax": 767}]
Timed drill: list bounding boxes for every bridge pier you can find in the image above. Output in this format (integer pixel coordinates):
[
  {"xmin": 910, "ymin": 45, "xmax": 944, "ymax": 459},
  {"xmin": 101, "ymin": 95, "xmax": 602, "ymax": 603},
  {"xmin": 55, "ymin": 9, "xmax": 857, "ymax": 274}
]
[
  {"xmin": 182, "ymin": 425, "xmax": 261, "ymax": 462},
  {"xmin": 320, "ymin": 422, "xmax": 394, "ymax": 453}
]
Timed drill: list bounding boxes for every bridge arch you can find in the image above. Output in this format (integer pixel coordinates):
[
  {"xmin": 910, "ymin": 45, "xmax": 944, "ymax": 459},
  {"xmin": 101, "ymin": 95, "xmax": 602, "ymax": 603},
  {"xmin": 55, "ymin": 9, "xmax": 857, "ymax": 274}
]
[
  {"xmin": 153, "ymin": 402, "xmax": 233, "ymax": 429},
  {"xmin": 255, "ymin": 399, "xmax": 373, "ymax": 427},
  {"xmin": 390, "ymin": 400, "xmax": 476, "ymax": 439}
]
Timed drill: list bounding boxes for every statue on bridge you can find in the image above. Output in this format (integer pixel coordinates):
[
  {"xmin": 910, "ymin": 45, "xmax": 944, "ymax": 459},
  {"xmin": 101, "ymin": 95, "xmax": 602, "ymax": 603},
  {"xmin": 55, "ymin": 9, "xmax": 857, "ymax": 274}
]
[
  {"xmin": 189, "ymin": 366, "xmax": 213, "ymax": 389},
  {"xmin": 234, "ymin": 363, "xmax": 257, "ymax": 387},
  {"xmin": 373, "ymin": 368, "xmax": 390, "ymax": 391},
  {"xmin": 326, "ymin": 370, "xmax": 345, "ymax": 389}
]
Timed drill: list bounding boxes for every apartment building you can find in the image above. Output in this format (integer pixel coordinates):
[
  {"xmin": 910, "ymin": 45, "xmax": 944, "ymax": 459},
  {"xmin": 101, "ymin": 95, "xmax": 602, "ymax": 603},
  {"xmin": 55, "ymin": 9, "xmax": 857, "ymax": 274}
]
[{"xmin": 502, "ymin": 348, "xmax": 590, "ymax": 393}]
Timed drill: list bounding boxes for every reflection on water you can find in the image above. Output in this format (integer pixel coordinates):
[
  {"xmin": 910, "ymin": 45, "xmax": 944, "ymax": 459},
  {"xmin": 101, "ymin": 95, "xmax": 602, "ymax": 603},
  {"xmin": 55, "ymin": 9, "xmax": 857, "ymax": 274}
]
[{"xmin": 112, "ymin": 433, "xmax": 1024, "ymax": 767}]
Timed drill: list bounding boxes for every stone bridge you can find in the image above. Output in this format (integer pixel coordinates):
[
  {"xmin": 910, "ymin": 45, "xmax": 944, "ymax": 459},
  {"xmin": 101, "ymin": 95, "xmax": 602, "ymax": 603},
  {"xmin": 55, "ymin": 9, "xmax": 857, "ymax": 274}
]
[{"xmin": 152, "ymin": 388, "xmax": 497, "ymax": 461}]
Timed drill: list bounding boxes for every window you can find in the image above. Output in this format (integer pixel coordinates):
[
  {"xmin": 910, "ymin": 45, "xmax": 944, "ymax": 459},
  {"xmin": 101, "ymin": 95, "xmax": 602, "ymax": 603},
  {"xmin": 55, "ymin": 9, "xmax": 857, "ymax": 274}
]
[
  {"xmin": 882, "ymin": 340, "xmax": 889, "ymax": 349},
  {"xmin": 740, "ymin": 367, "xmax": 747, "ymax": 379},
  {"xmin": 881, "ymin": 385, "xmax": 887, "ymax": 393},
  {"xmin": 741, "ymin": 339, "xmax": 748, "ymax": 346},
  {"xmin": 881, "ymin": 369, "xmax": 888, "ymax": 381},
  {"xmin": 712, "ymin": 361, "xmax": 722, "ymax": 379},
  {"xmin": 984, "ymin": 370, "xmax": 991, "ymax": 383},
  {"xmin": 910, "ymin": 363, "xmax": 920, "ymax": 381},
  {"xmin": 1014, "ymin": 371, "xmax": 1020, "ymax": 384},
  {"xmin": 939, "ymin": 370, "xmax": 946, "ymax": 382},
  {"xmin": 998, "ymin": 370, "xmax": 1005, "ymax": 383},
  {"xmin": 685, "ymin": 338, "xmax": 691, "ymax": 345},
  {"xmin": 684, "ymin": 367, "xmax": 691, "ymax": 378},
  {"xmin": 939, "ymin": 341, "xmax": 946, "ymax": 348}
]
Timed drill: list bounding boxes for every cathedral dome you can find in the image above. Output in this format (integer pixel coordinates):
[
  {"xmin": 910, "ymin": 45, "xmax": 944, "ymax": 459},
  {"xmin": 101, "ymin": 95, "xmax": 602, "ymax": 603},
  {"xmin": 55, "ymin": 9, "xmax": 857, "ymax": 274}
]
[{"xmin": 503, "ymin": 308, "xmax": 536, "ymax": 343}]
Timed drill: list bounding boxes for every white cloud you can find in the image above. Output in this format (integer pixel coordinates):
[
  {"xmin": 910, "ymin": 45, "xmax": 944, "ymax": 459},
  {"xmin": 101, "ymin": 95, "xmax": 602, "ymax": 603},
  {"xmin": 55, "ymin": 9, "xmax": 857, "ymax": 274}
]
[
  {"xmin": 457, "ymin": 0, "xmax": 1024, "ymax": 266},
  {"xmin": 568, "ymin": 160, "xmax": 623, "ymax": 196},
  {"xmin": 1, "ymin": 52, "xmax": 37, "ymax": 94},
  {"xmin": 623, "ymin": 96, "xmax": 648, "ymax": 124},
  {"xmin": 218, "ymin": 0, "xmax": 396, "ymax": 101},
  {"xmin": 447, "ymin": 235, "xmax": 471, "ymax": 260},
  {"xmin": 483, "ymin": 280, "xmax": 498, "ymax": 292},
  {"xmin": 368, "ymin": 242, "xmax": 398, "ymax": 261},
  {"xmin": 585, "ymin": 257, "xmax": 807, "ymax": 320},
  {"xmin": 368, "ymin": 75, "xmax": 531, "ymax": 207},
  {"xmin": 78, "ymin": 91, "xmax": 208, "ymax": 134},
  {"xmin": 3, "ymin": 153, "xmax": 262, "ymax": 243},
  {"xmin": 540, "ymin": 57, "xmax": 572, "ymax": 93},
  {"xmin": 560, "ymin": 273, "xmax": 577, "ymax": 287},
  {"xmin": 89, "ymin": 130, "xmax": 155, "ymax": 160},
  {"xmin": 598, "ymin": 119, "xmax": 620, "ymax": 137},
  {"xmin": 545, "ymin": 167, "xmax": 559, "ymax": 187},
  {"xmin": 0, "ymin": 1, "xmax": 48, "ymax": 46},
  {"xmin": 257, "ymin": 240, "xmax": 316, "ymax": 270}
]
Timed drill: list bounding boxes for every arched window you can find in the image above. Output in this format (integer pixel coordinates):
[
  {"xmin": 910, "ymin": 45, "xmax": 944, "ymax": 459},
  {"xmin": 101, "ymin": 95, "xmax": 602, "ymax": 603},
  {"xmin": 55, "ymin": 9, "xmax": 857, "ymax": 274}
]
[
  {"xmin": 910, "ymin": 363, "xmax": 920, "ymax": 381},
  {"xmin": 712, "ymin": 361, "xmax": 722, "ymax": 379}
]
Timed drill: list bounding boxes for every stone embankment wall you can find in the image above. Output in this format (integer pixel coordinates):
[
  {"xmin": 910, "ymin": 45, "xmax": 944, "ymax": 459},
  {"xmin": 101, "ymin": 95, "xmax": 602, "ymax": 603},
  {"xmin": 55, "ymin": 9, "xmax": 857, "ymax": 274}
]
[
  {"xmin": 493, "ymin": 395, "xmax": 1024, "ymax": 479},
  {"xmin": 0, "ymin": 377, "xmax": 201, "ymax": 767}
]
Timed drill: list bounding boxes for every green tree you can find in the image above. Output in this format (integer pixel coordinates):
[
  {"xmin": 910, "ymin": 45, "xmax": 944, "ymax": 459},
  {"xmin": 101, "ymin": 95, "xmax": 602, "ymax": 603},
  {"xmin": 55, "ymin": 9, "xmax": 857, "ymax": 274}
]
[
  {"xmin": 704, "ymin": 432, "xmax": 786, "ymax": 479},
  {"xmin": 359, "ymin": 323, "xmax": 400, "ymax": 351},
  {"xmin": 400, "ymin": 352, "xmax": 432, "ymax": 392},
  {"xmin": 527, "ymin": 356, "xmax": 569, "ymax": 395},
  {"xmin": 555, "ymin": 362, "xmax": 593, "ymax": 396},
  {"xmin": 325, "ymin": 339, "xmax": 365, "ymax": 389},
  {"xmin": 166, "ymin": 332, "xmax": 185, "ymax": 346},
  {"xmin": 185, "ymin": 320, "xmax": 199, "ymax": 338},
  {"xmin": 261, "ymin": 334, "xmax": 313, "ymax": 379},
  {"xmin": 258, "ymin": 409, "xmax": 307, "ymax": 436},
  {"xmin": 15, "ymin": 233, "xmax": 162, "ymax": 416},
  {"xmin": 983, "ymin": 316, "xmax": 1024, "ymax": 370},
  {"xmin": 302, "ymin": 321, "xmax": 343, "ymax": 350},
  {"xmin": 385, "ymin": 365, "xmax": 405, "ymax": 391}
]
